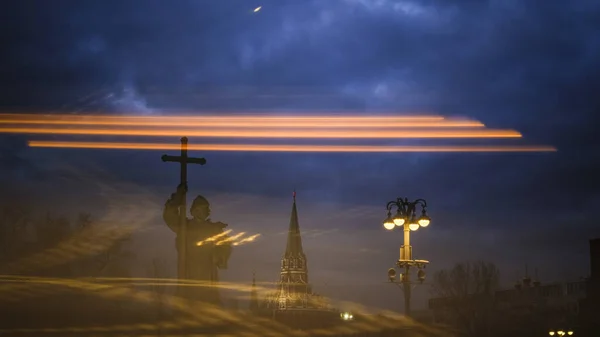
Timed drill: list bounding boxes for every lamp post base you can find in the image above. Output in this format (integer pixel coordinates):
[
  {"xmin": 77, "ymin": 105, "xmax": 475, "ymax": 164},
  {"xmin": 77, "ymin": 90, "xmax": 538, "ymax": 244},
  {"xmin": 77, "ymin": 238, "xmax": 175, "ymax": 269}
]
[{"xmin": 392, "ymin": 259, "xmax": 429, "ymax": 317}]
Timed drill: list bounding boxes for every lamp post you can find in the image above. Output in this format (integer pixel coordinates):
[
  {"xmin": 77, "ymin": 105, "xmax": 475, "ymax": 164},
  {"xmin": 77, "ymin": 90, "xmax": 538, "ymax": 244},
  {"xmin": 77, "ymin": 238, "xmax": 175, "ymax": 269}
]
[{"xmin": 383, "ymin": 197, "xmax": 431, "ymax": 317}]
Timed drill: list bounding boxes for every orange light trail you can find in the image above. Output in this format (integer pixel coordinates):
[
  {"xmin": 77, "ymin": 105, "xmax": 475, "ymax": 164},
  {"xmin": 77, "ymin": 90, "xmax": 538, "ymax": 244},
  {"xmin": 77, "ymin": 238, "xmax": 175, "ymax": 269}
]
[
  {"xmin": 232, "ymin": 234, "xmax": 261, "ymax": 246},
  {"xmin": 0, "ymin": 113, "xmax": 446, "ymax": 122},
  {"xmin": 0, "ymin": 119, "xmax": 484, "ymax": 128},
  {"xmin": 28, "ymin": 141, "xmax": 557, "ymax": 152},
  {"xmin": 195, "ymin": 230, "xmax": 261, "ymax": 246},
  {"xmin": 1, "ymin": 127, "xmax": 520, "ymax": 138},
  {"xmin": 0, "ymin": 113, "xmax": 483, "ymax": 128}
]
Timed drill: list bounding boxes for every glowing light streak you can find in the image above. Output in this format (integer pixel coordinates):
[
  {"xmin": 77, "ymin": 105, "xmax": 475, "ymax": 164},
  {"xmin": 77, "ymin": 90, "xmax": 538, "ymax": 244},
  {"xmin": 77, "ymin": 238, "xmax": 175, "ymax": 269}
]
[
  {"xmin": 232, "ymin": 233, "xmax": 261, "ymax": 246},
  {"xmin": 0, "ymin": 275, "xmax": 442, "ymax": 336},
  {"xmin": 0, "ymin": 119, "xmax": 484, "ymax": 128},
  {"xmin": 0, "ymin": 113, "xmax": 481, "ymax": 128},
  {"xmin": 196, "ymin": 229, "xmax": 232, "ymax": 246},
  {"xmin": 215, "ymin": 232, "xmax": 246, "ymax": 245},
  {"xmin": 196, "ymin": 230, "xmax": 260, "ymax": 246},
  {"xmin": 0, "ymin": 113, "xmax": 446, "ymax": 122},
  {"xmin": 29, "ymin": 141, "xmax": 557, "ymax": 152},
  {"xmin": 254, "ymin": 6, "xmax": 262, "ymax": 12},
  {"xmin": 3, "ymin": 126, "xmax": 521, "ymax": 138},
  {"xmin": 3, "ymin": 222, "xmax": 142, "ymax": 275},
  {"xmin": 0, "ymin": 276, "xmax": 274, "ymax": 334}
]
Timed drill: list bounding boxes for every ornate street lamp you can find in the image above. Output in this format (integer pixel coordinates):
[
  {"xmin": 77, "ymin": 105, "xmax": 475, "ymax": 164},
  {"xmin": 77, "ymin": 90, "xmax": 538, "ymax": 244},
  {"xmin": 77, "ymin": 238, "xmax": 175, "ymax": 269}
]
[{"xmin": 383, "ymin": 197, "xmax": 431, "ymax": 317}]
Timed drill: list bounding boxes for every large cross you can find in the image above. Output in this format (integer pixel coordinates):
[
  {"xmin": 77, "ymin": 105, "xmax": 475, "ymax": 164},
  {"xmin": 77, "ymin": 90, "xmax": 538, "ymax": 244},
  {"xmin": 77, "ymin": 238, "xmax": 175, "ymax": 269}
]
[{"xmin": 161, "ymin": 137, "xmax": 207, "ymax": 280}]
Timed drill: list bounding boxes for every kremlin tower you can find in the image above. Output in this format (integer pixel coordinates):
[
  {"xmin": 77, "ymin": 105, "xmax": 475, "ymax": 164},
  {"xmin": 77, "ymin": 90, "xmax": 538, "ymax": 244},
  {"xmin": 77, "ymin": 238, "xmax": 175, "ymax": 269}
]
[{"xmin": 258, "ymin": 191, "xmax": 338, "ymax": 329}]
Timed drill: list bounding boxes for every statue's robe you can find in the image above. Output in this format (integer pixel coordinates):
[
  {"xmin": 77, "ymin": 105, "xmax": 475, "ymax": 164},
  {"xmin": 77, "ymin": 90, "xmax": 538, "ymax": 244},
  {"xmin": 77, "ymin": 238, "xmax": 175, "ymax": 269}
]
[{"xmin": 163, "ymin": 196, "xmax": 232, "ymax": 305}]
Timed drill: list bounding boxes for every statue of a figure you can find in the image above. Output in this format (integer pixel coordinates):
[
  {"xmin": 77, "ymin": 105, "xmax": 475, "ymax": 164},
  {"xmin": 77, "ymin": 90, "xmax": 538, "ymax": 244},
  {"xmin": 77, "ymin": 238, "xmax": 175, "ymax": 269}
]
[{"xmin": 163, "ymin": 184, "xmax": 232, "ymax": 305}]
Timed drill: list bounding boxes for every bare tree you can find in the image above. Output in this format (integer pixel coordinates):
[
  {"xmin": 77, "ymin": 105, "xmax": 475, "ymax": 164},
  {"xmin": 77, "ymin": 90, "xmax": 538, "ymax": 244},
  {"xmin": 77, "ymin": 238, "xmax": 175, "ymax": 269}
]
[
  {"xmin": 0, "ymin": 202, "xmax": 32, "ymax": 269},
  {"xmin": 71, "ymin": 212, "xmax": 101, "ymax": 276},
  {"xmin": 71, "ymin": 213, "xmax": 135, "ymax": 277},
  {"xmin": 430, "ymin": 261, "xmax": 500, "ymax": 337},
  {"xmin": 34, "ymin": 213, "xmax": 72, "ymax": 248}
]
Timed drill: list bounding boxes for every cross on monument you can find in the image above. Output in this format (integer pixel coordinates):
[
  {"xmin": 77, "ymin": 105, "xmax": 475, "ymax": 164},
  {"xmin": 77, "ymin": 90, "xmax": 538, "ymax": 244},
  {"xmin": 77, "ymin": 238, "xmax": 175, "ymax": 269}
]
[{"xmin": 161, "ymin": 137, "xmax": 207, "ymax": 280}]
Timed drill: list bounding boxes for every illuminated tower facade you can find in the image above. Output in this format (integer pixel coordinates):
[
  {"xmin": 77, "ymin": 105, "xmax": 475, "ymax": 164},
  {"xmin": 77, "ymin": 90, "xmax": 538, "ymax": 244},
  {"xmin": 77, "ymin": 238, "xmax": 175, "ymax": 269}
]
[
  {"xmin": 274, "ymin": 191, "xmax": 313, "ymax": 310},
  {"xmin": 263, "ymin": 192, "xmax": 335, "ymax": 328}
]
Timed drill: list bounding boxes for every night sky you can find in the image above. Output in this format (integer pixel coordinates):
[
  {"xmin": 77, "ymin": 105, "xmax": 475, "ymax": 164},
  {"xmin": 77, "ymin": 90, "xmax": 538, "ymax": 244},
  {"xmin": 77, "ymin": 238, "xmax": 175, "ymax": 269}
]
[{"xmin": 1, "ymin": 0, "xmax": 600, "ymax": 311}]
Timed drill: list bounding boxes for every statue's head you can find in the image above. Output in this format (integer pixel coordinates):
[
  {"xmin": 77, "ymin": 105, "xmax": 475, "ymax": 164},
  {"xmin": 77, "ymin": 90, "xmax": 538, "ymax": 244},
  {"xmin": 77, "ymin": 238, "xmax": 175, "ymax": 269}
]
[{"xmin": 190, "ymin": 195, "xmax": 211, "ymax": 221}]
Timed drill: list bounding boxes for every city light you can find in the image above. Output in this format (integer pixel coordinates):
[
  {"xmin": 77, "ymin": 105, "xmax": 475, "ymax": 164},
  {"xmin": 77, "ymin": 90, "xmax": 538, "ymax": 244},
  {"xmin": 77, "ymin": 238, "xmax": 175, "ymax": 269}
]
[
  {"xmin": 383, "ymin": 198, "xmax": 430, "ymax": 317},
  {"xmin": 0, "ymin": 113, "xmax": 557, "ymax": 153},
  {"xmin": 28, "ymin": 141, "xmax": 557, "ymax": 153},
  {"xmin": 1, "ymin": 126, "xmax": 523, "ymax": 138},
  {"xmin": 0, "ymin": 114, "xmax": 485, "ymax": 127}
]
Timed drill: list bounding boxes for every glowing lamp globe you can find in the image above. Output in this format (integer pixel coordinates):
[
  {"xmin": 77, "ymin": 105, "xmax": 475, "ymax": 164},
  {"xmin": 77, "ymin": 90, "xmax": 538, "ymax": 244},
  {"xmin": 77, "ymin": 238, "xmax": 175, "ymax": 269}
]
[
  {"xmin": 393, "ymin": 209, "xmax": 406, "ymax": 226},
  {"xmin": 409, "ymin": 223, "xmax": 420, "ymax": 231},
  {"xmin": 418, "ymin": 216, "xmax": 431, "ymax": 227},
  {"xmin": 383, "ymin": 221, "xmax": 395, "ymax": 230}
]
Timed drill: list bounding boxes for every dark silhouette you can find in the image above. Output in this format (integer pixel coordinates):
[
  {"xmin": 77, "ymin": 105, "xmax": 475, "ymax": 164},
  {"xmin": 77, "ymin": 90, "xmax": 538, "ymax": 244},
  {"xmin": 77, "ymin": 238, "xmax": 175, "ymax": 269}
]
[
  {"xmin": 70, "ymin": 213, "xmax": 136, "ymax": 278},
  {"xmin": 161, "ymin": 137, "xmax": 207, "ymax": 281},
  {"xmin": 0, "ymin": 201, "xmax": 33, "ymax": 268},
  {"xmin": 429, "ymin": 261, "xmax": 500, "ymax": 337},
  {"xmin": 163, "ymin": 184, "xmax": 232, "ymax": 305}
]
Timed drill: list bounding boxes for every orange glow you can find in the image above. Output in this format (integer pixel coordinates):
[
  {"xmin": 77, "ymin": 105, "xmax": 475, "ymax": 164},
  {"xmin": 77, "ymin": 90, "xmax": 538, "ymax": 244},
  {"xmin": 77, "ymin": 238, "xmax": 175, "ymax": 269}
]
[
  {"xmin": 0, "ymin": 113, "xmax": 481, "ymax": 127},
  {"xmin": 28, "ymin": 141, "xmax": 557, "ymax": 152},
  {"xmin": 2, "ymin": 127, "xmax": 520, "ymax": 138},
  {"xmin": 215, "ymin": 232, "xmax": 246, "ymax": 245},
  {"xmin": 0, "ymin": 114, "xmax": 487, "ymax": 128},
  {"xmin": 0, "ymin": 118, "xmax": 484, "ymax": 128},
  {"xmin": 0, "ymin": 113, "xmax": 446, "ymax": 122},
  {"xmin": 0, "ymin": 274, "xmax": 425, "ymax": 336},
  {"xmin": 196, "ymin": 230, "xmax": 232, "ymax": 246},
  {"xmin": 232, "ymin": 234, "xmax": 261, "ymax": 246},
  {"xmin": 195, "ymin": 230, "xmax": 260, "ymax": 246}
]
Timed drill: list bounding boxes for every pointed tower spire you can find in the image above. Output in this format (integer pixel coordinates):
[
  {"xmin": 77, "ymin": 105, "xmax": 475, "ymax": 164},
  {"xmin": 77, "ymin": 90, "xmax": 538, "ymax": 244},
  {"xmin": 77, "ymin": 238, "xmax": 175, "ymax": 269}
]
[
  {"xmin": 285, "ymin": 190, "xmax": 304, "ymax": 257},
  {"xmin": 267, "ymin": 190, "xmax": 316, "ymax": 311},
  {"xmin": 249, "ymin": 271, "xmax": 259, "ymax": 312}
]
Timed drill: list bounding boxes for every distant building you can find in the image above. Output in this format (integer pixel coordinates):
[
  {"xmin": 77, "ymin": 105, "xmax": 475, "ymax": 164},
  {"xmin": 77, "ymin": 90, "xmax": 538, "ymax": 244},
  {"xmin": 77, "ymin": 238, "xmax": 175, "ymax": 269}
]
[
  {"xmin": 429, "ymin": 239, "xmax": 600, "ymax": 336},
  {"xmin": 496, "ymin": 276, "xmax": 583, "ymax": 334},
  {"xmin": 429, "ymin": 276, "xmax": 584, "ymax": 335},
  {"xmin": 578, "ymin": 238, "xmax": 600, "ymax": 337},
  {"xmin": 587, "ymin": 238, "xmax": 600, "ymax": 297},
  {"xmin": 255, "ymin": 193, "xmax": 339, "ymax": 329}
]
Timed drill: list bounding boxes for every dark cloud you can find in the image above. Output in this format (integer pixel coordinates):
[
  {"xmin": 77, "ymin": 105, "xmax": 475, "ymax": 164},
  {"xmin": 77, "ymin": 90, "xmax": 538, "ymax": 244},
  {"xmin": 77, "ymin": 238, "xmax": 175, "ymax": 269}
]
[{"xmin": 0, "ymin": 0, "xmax": 598, "ymax": 305}]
